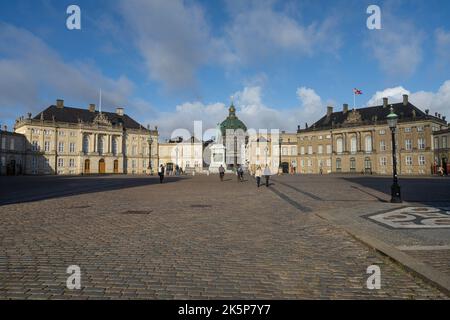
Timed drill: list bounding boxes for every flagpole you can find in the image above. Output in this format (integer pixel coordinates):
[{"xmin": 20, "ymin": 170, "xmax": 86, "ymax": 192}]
[{"xmin": 353, "ymin": 91, "xmax": 356, "ymax": 109}]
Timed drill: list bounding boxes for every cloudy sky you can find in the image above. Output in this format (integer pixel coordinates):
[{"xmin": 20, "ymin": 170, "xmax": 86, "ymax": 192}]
[{"xmin": 0, "ymin": 0, "xmax": 449, "ymax": 139}]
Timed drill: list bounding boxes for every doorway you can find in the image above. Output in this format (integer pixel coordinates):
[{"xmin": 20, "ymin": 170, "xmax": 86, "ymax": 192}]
[
  {"xmin": 99, "ymin": 159, "xmax": 106, "ymax": 174},
  {"xmin": 113, "ymin": 160, "xmax": 119, "ymax": 174},
  {"xmin": 84, "ymin": 159, "xmax": 90, "ymax": 174},
  {"xmin": 281, "ymin": 162, "xmax": 289, "ymax": 174}
]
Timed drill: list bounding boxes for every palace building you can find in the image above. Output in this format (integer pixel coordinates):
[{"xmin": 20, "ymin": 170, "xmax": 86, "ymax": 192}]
[
  {"xmin": 433, "ymin": 128, "xmax": 450, "ymax": 175},
  {"xmin": 0, "ymin": 126, "xmax": 27, "ymax": 176},
  {"xmin": 13, "ymin": 99, "xmax": 158, "ymax": 175},
  {"xmin": 296, "ymin": 95, "xmax": 448, "ymax": 175}
]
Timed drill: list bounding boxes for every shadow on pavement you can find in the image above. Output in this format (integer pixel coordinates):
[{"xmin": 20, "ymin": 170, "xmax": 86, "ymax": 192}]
[
  {"xmin": 342, "ymin": 176, "xmax": 450, "ymax": 204},
  {"xmin": 0, "ymin": 175, "xmax": 184, "ymax": 206}
]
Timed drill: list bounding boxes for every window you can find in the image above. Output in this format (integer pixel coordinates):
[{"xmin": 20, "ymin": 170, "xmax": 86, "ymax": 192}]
[
  {"xmin": 112, "ymin": 138, "xmax": 117, "ymax": 155},
  {"xmin": 326, "ymin": 145, "xmax": 332, "ymax": 154},
  {"xmin": 318, "ymin": 135, "xmax": 323, "ymax": 140},
  {"xmin": 326, "ymin": 159, "xmax": 331, "ymax": 167},
  {"xmin": 282, "ymin": 147, "xmax": 288, "ymax": 156},
  {"xmin": 418, "ymin": 155, "xmax": 425, "ymax": 166},
  {"xmin": 300, "ymin": 146, "xmax": 305, "ymax": 155},
  {"xmin": 336, "ymin": 158, "xmax": 342, "ymax": 170},
  {"xmin": 83, "ymin": 136, "xmax": 89, "ymax": 153},
  {"xmin": 365, "ymin": 136, "xmax": 372, "ymax": 153},
  {"xmin": 417, "ymin": 126, "xmax": 424, "ymax": 132},
  {"xmin": 69, "ymin": 142, "xmax": 76, "ymax": 153},
  {"xmin": 44, "ymin": 141, "xmax": 50, "ymax": 152},
  {"xmin": 350, "ymin": 136, "xmax": 357, "ymax": 153},
  {"xmin": 434, "ymin": 137, "xmax": 439, "ymax": 149},
  {"xmin": 406, "ymin": 156, "xmax": 413, "ymax": 166},
  {"xmin": 58, "ymin": 130, "xmax": 65, "ymax": 136},
  {"xmin": 98, "ymin": 136, "xmax": 104, "ymax": 154},
  {"xmin": 318, "ymin": 145, "xmax": 323, "ymax": 154},
  {"xmin": 336, "ymin": 138, "xmax": 343, "ymax": 154},
  {"xmin": 308, "ymin": 146, "xmax": 313, "ymax": 155},
  {"xmin": 307, "ymin": 159, "xmax": 312, "ymax": 167},
  {"xmin": 405, "ymin": 139, "xmax": 412, "ymax": 150},
  {"xmin": 442, "ymin": 137, "xmax": 447, "ymax": 149},
  {"xmin": 69, "ymin": 159, "xmax": 75, "ymax": 167},
  {"xmin": 290, "ymin": 146, "xmax": 297, "ymax": 155},
  {"xmin": 10, "ymin": 138, "xmax": 15, "ymax": 150},
  {"xmin": 132, "ymin": 159, "xmax": 136, "ymax": 168},
  {"xmin": 132, "ymin": 145, "xmax": 137, "ymax": 156},
  {"xmin": 379, "ymin": 129, "xmax": 386, "ymax": 135},
  {"xmin": 380, "ymin": 157, "xmax": 387, "ymax": 166},
  {"xmin": 70, "ymin": 131, "xmax": 76, "ymax": 137},
  {"xmin": 31, "ymin": 157, "xmax": 37, "ymax": 169},
  {"xmin": 418, "ymin": 138, "xmax": 426, "ymax": 150},
  {"xmin": 1, "ymin": 137, "xmax": 5, "ymax": 149},
  {"xmin": 326, "ymin": 135, "xmax": 331, "ymax": 139},
  {"xmin": 58, "ymin": 158, "xmax": 64, "ymax": 167},
  {"xmin": 58, "ymin": 142, "xmax": 64, "ymax": 153},
  {"xmin": 404, "ymin": 127, "xmax": 411, "ymax": 133},
  {"xmin": 380, "ymin": 140, "xmax": 386, "ymax": 151},
  {"xmin": 350, "ymin": 158, "xmax": 356, "ymax": 171},
  {"xmin": 32, "ymin": 141, "xmax": 39, "ymax": 151}
]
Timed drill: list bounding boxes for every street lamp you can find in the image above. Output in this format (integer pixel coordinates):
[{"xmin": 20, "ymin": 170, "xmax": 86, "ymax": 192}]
[
  {"xmin": 147, "ymin": 127, "xmax": 153, "ymax": 175},
  {"xmin": 279, "ymin": 137, "xmax": 282, "ymax": 172},
  {"xmin": 387, "ymin": 107, "xmax": 402, "ymax": 203}
]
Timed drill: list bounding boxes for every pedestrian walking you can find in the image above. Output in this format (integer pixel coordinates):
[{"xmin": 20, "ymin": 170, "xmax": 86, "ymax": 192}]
[
  {"xmin": 263, "ymin": 165, "xmax": 271, "ymax": 187},
  {"xmin": 255, "ymin": 165, "xmax": 262, "ymax": 188},
  {"xmin": 219, "ymin": 164, "xmax": 225, "ymax": 182},
  {"xmin": 158, "ymin": 164, "xmax": 165, "ymax": 183}
]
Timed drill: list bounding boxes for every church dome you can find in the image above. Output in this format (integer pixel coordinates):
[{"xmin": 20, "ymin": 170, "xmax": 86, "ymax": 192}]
[{"xmin": 220, "ymin": 103, "xmax": 247, "ymax": 136}]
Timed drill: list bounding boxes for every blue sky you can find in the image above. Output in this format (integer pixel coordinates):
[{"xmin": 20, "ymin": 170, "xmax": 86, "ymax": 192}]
[{"xmin": 1, "ymin": 0, "xmax": 449, "ymax": 138}]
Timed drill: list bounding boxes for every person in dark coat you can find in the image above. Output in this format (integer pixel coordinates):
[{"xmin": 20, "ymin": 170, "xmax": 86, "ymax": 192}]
[
  {"xmin": 158, "ymin": 164, "xmax": 165, "ymax": 183},
  {"xmin": 219, "ymin": 165, "xmax": 225, "ymax": 181}
]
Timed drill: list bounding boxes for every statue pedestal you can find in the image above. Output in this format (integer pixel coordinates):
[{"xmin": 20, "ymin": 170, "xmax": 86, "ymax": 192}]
[{"xmin": 208, "ymin": 144, "xmax": 226, "ymax": 173}]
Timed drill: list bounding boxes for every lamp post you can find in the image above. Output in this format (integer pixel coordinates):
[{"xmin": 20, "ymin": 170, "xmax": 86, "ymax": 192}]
[
  {"xmin": 147, "ymin": 130, "xmax": 153, "ymax": 175},
  {"xmin": 387, "ymin": 107, "xmax": 402, "ymax": 203},
  {"xmin": 278, "ymin": 137, "xmax": 282, "ymax": 173}
]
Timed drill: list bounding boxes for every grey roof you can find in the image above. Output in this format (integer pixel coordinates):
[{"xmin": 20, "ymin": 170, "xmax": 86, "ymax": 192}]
[
  {"xmin": 34, "ymin": 105, "xmax": 147, "ymax": 130},
  {"xmin": 299, "ymin": 102, "xmax": 446, "ymax": 132}
]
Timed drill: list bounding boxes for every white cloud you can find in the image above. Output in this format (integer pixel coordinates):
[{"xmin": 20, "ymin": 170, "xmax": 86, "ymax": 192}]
[
  {"xmin": 366, "ymin": 81, "xmax": 450, "ymax": 117},
  {"xmin": 151, "ymin": 85, "xmax": 327, "ymax": 139},
  {"xmin": 0, "ymin": 23, "xmax": 135, "ymax": 120},
  {"xmin": 366, "ymin": 86, "xmax": 410, "ymax": 106},
  {"xmin": 119, "ymin": 0, "xmax": 226, "ymax": 90},
  {"xmin": 365, "ymin": 17, "xmax": 424, "ymax": 77},
  {"xmin": 224, "ymin": 1, "xmax": 341, "ymax": 65}
]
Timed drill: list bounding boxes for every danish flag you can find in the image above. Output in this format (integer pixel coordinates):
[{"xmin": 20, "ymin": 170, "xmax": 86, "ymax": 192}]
[{"xmin": 353, "ymin": 88, "xmax": 363, "ymax": 95}]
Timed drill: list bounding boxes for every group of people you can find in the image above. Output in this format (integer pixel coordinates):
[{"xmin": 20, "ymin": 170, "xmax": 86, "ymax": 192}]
[{"xmin": 218, "ymin": 164, "xmax": 272, "ymax": 187}]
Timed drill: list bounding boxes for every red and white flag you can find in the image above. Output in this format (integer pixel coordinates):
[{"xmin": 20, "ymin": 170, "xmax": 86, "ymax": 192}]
[{"xmin": 353, "ymin": 88, "xmax": 363, "ymax": 95}]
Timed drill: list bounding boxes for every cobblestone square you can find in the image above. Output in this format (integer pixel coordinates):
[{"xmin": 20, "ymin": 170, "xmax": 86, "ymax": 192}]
[{"xmin": 0, "ymin": 174, "xmax": 449, "ymax": 299}]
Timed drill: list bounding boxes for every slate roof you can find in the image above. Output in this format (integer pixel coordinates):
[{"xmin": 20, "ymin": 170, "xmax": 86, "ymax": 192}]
[
  {"xmin": 33, "ymin": 105, "xmax": 147, "ymax": 130},
  {"xmin": 299, "ymin": 102, "xmax": 446, "ymax": 132}
]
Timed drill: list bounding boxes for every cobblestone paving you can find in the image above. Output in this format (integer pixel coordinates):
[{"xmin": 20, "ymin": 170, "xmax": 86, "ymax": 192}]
[
  {"xmin": 405, "ymin": 250, "xmax": 450, "ymax": 277},
  {"xmin": 0, "ymin": 175, "xmax": 447, "ymax": 299}
]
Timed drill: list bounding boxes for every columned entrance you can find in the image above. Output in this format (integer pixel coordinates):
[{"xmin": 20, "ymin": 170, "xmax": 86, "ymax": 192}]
[
  {"xmin": 99, "ymin": 159, "xmax": 106, "ymax": 174},
  {"xmin": 113, "ymin": 160, "xmax": 119, "ymax": 174},
  {"xmin": 84, "ymin": 159, "xmax": 90, "ymax": 174}
]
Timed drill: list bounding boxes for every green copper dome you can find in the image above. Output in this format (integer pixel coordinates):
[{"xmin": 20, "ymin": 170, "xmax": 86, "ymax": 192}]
[{"xmin": 220, "ymin": 103, "xmax": 247, "ymax": 136}]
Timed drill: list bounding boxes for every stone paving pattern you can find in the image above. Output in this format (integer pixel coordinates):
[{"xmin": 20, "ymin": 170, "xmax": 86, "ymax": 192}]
[{"xmin": 0, "ymin": 174, "xmax": 448, "ymax": 299}]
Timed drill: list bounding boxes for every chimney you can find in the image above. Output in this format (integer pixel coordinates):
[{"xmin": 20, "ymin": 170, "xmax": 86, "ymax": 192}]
[
  {"xmin": 425, "ymin": 109, "xmax": 429, "ymax": 115},
  {"xmin": 116, "ymin": 107, "xmax": 124, "ymax": 116},
  {"xmin": 89, "ymin": 104, "xmax": 96, "ymax": 112},
  {"xmin": 56, "ymin": 99, "xmax": 64, "ymax": 108},
  {"xmin": 305, "ymin": 123, "xmax": 308, "ymax": 129},
  {"xmin": 438, "ymin": 113, "xmax": 441, "ymax": 119},
  {"xmin": 297, "ymin": 125, "xmax": 301, "ymax": 131},
  {"xmin": 403, "ymin": 94, "xmax": 408, "ymax": 106},
  {"xmin": 327, "ymin": 106, "xmax": 333, "ymax": 117},
  {"xmin": 443, "ymin": 116, "xmax": 446, "ymax": 122},
  {"xmin": 383, "ymin": 97, "xmax": 388, "ymax": 108},
  {"xmin": 343, "ymin": 103, "xmax": 349, "ymax": 114}
]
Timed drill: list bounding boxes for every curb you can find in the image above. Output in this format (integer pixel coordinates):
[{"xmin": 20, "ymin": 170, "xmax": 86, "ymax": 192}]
[{"xmin": 315, "ymin": 210, "xmax": 450, "ymax": 297}]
